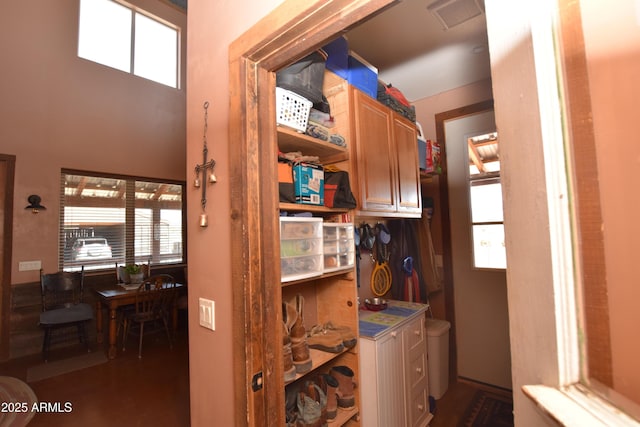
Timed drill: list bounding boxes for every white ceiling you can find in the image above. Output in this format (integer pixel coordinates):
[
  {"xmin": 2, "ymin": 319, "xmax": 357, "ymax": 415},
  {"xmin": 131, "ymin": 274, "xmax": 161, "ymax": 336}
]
[{"xmin": 345, "ymin": 0, "xmax": 491, "ymax": 102}]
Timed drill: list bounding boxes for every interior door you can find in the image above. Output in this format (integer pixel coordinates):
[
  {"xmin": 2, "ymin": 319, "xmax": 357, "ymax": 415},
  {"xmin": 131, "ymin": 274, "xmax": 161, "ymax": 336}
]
[
  {"xmin": 445, "ymin": 110, "xmax": 512, "ymax": 389},
  {"xmin": 0, "ymin": 154, "xmax": 15, "ymax": 361}
]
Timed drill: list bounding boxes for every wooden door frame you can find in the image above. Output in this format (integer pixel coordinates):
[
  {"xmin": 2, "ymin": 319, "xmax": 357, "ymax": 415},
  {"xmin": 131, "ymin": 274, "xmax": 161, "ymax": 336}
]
[
  {"xmin": 434, "ymin": 99, "xmax": 494, "ymax": 385},
  {"xmin": 0, "ymin": 154, "xmax": 15, "ymax": 362},
  {"xmin": 227, "ymin": 1, "xmax": 399, "ymax": 424}
]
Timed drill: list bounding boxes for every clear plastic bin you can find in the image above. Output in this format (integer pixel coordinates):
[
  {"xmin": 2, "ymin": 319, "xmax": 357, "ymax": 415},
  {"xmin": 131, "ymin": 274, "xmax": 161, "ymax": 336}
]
[{"xmin": 280, "ymin": 217, "xmax": 323, "ymax": 282}]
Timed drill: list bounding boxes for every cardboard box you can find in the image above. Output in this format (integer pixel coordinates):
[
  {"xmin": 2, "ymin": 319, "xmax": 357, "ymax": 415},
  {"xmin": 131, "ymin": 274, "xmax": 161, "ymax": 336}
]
[
  {"xmin": 425, "ymin": 140, "xmax": 442, "ymax": 174},
  {"xmin": 293, "ymin": 163, "xmax": 324, "ymax": 205}
]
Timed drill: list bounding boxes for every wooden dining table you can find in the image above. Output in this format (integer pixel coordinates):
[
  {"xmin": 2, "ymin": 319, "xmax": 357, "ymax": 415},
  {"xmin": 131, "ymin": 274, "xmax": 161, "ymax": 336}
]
[{"xmin": 95, "ymin": 283, "xmax": 185, "ymax": 359}]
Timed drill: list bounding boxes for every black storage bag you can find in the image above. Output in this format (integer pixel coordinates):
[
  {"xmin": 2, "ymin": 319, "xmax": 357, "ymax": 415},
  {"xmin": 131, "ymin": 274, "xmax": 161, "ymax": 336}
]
[
  {"xmin": 324, "ymin": 171, "xmax": 357, "ymax": 209},
  {"xmin": 276, "ymin": 50, "xmax": 327, "ymax": 104}
]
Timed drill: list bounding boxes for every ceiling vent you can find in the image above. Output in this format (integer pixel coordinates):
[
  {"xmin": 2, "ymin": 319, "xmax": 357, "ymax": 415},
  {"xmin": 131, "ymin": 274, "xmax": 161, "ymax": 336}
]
[{"xmin": 426, "ymin": 0, "xmax": 484, "ymax": 30}]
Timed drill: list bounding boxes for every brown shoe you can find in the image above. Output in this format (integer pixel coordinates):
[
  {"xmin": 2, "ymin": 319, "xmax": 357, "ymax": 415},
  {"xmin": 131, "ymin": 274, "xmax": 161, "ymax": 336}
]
[
  {"xmin": 307, "ymin": 324, "xmax": 345, "ymax": 353},
  {"xmin": 323, "ymin": 321, "xmax": 357, "ymax": 349}
]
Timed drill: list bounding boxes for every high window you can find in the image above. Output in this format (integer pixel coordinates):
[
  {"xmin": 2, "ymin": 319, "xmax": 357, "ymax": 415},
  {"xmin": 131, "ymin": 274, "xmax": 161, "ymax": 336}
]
[
  {"xmin": 60, "ymin": 171, "xmax": 185, "ymax": 271},
  {"xmin": 78, "ymin": 0, "xmax": 179, "ymax": 88},
  {"xmin": 467, "ymin": 132, "xmax": 505, "ymax": 269}
]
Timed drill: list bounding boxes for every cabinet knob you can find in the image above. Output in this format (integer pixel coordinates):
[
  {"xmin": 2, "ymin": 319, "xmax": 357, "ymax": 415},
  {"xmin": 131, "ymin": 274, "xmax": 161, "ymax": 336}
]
[
  {"xmin": 415, "ymin": 367, "xmax": 422, "ymax": 374},
  {"xmin": 414, "ymin": 330, "xmax": 421, "ymax": 336},
  {"xmin": 417, "ymin": 404, "xmax": 424, "ymax": 411},
  {"xmin": 391, "ymin": 331, "xmax": 397, "ymax": 338}
]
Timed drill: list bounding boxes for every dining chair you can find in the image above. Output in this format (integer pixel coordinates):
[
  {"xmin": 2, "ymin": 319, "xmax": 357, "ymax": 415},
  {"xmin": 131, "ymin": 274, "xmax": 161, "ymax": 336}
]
[
  {"xmin": 122, "ymin": 274, "xmax": 176, "ymax": 358},
  {"xmin": 39, "ymin": 266, "xmax": 93, "ymax": 361}
]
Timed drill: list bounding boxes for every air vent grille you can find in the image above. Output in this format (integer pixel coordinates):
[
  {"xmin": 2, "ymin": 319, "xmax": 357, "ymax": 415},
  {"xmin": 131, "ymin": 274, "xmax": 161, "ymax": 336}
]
[{"xmin": 427, "ymin": 0, "xmax": 484, "ymax": 30}]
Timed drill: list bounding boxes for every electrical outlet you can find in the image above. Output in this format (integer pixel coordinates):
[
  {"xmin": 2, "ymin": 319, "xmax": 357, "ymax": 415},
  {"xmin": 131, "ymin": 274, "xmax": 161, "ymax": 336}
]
[
  {"xmin": 19, "ymin": 260, "xmax": 42, "ymax": 271},
  {"xmin": 199, "ymin": 298, "xmax": 215, "ymax": 331}
]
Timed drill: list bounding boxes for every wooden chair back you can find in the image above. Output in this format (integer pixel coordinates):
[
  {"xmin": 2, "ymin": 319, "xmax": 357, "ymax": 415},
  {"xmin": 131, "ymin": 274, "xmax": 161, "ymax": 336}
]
[
  {"xmin": 40, "ymin": 266, "xmax": 85, "ymax": 311},
  {"xmin": 134, "ymin": 274, "xmax": 176, "ymax": 317}
]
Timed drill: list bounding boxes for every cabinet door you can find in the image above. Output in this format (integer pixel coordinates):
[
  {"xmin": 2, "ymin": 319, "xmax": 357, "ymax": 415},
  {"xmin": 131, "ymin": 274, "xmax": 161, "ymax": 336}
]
[
  {"xmin": 376, "ymin": 330, "xmax": 407, "ymax": 427},
  {"xmin": 393, "ymin": 115, "xmax": 422, "ymax": 214},
  {"xmin": 352, "ymin": 89, "xmax": 397, "ymax": 213}
]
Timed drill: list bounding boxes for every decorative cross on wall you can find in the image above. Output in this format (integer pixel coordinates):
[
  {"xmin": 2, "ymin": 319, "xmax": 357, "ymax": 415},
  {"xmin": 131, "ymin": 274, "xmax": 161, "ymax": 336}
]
[{"xmin": 194, "ymin": 101, "xmax": 217, "ymax": 227}]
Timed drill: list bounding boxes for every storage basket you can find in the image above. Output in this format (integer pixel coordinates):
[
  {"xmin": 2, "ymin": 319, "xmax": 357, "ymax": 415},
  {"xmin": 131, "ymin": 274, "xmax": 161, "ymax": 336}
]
[{"xmin": 276, "ymin": 87, "xmax": 312, "ymax": 133}]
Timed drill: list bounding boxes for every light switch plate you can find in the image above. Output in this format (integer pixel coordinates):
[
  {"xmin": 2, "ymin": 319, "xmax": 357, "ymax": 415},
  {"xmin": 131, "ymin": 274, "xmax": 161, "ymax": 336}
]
[
  {"xmin": 199, "ymin": 297, "xmax": 215, "ymax": 331},
  {"xmin": 19, "ymin": 260, "xmax": 42, "ymax": 271}
]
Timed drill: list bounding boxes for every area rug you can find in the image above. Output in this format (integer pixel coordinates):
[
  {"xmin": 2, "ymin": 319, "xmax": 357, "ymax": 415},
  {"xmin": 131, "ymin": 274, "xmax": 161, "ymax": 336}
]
[
  {"xmin": 458, "ymin": 389, "xmax": 514, "ymax": 427},
  {"xmin": 26, "ymin": 351, "xmax": 108, "ymax": 383}
]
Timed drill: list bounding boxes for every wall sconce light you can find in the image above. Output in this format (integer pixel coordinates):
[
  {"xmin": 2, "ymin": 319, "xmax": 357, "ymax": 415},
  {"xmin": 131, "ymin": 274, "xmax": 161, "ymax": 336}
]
[{"xmin": 25, "ymin": 194, "xmax": 46, "ymax": 214}]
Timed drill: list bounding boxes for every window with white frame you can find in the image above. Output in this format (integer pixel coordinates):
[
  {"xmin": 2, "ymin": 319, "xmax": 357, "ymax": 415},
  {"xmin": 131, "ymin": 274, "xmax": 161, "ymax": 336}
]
[
  {"xmin": 59, "ymin": 171, "xmax": 185, "ymax": 272},
  {"xmin": 78, "ymin": 0, "xmax": 179, "ymax": 88},
  {"xmin": 467, "ymin": 132, "xmax": 506, "ymax": 269}
]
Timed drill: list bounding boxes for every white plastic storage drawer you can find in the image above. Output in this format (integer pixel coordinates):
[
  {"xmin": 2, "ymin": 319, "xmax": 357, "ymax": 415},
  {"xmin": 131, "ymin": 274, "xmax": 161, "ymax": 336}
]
[
  {"xmin": 322, "ymin": 223, "xmax": 355, "ymax": 273},
  {"xmin": 280, "ymin": 217, "xmax": 323, "ymax": 282}
]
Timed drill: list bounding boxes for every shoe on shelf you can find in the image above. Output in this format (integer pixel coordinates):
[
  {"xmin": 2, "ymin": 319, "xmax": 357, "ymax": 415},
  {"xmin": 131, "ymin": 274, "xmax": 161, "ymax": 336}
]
[
  {"xmin": 283, "ymin": 296, "xmax": 312, "ymax": 374},
  {"xmin": 296, "ymin": 382, "xmax": 327, "ymax": 427},
  {"xmin": 307, "ymin": 324, "xmax": 345, "ymax": 353},
  {"xmin": 329, "ymin": 365, "xmax": 356, "ymax": 409},
  {"xmin": 318, "ymin": 373, "xmax": 339, "ymax": 422},
  {"xmin": 283, "ymin": 321, "xmax": 297, "ymax": 383},
  {"xmin": 323, "ymin": 321, "xmax": 357, "ymax": 349}
]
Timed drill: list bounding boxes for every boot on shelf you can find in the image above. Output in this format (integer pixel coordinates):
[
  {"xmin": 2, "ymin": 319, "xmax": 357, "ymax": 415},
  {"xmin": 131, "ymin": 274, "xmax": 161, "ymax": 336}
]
[
  {"xmin": 318, "ymin": 373, "xmax": 339, "ymax": 422},
  {"xmin": 283, "ymin": 321, "xmax": 297, "ymax": 383},
  {"xmin": 329, "ymin": 365, "xmax": 356, "ymax": 409},
  {"xmin": 283, "ymin": 296, "xmax": 312, "ymax": 374},
  {"xmin": 296, "ymin": 382, "xmax": 327, "ymax": 427}
]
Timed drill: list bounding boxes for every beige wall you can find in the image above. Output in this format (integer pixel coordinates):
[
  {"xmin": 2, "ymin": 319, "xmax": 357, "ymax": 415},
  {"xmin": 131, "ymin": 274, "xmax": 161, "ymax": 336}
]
[
  {"xmin": 412, "ymin": 78, "xmax": 493, "ymax": 320},
  {"xmin": 581, "ymin": 0, "xmax": 640, "ymax": 404},
  {"xmin": 185, "ymin": 0, "xmax": 283, "ymax": 425},
  {"xmin": 1, "ymin": 0, "xmax": 187, "ymax": 284},
  {"xmin": 413, "ymin": 78, "xmax": 494, "ymax": 142}
]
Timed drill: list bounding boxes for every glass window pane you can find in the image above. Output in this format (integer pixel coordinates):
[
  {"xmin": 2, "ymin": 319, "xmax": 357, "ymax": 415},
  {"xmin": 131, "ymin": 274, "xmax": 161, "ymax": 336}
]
[
  {"xmin": 472, "ymin": 224, "xmax": 506, "ymax": 269},
  {"xmin": 135, "ymin": 208, "xmax": 153, "ymax": 263},
  {"xmin": 135, "ymin": 181, "xmax": 183, "ymax": 265},
  {"xmin": 470, "ymin": 182, "xmax": 504, "ymax": 223},
  {"xmin": 134, "ymin": 13, "xmax": 178, "ymax": 87},
  {"xmin": 157, "ymin": 209, "xmax": 183, "ymax": 265},
  {"xmin": 61, "ymin": 174, "xmax": 184, "ymax": 271},
  {"xmin": 78, "ymin": 0, "xmax": 131, "ymax": 73},
  {"xmin": 62, "ymin": 174, "xmax": 126, "ymax": 271}
]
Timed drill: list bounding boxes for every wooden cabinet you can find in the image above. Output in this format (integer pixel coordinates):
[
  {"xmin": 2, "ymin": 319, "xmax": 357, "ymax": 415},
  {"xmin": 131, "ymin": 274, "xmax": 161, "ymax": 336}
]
[
  {"xmin": 276, "ymin": 72, "xmax": 361, "ymax": 426},
  {"xmin": 350, "ymin": 88, "xmax": 422, "ymax": 218},
  {"xmin": 359, "ymin": 301, "xmax": 432, "ymax": 427}
]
